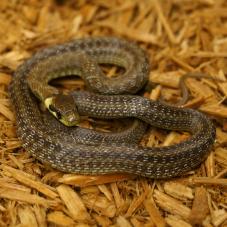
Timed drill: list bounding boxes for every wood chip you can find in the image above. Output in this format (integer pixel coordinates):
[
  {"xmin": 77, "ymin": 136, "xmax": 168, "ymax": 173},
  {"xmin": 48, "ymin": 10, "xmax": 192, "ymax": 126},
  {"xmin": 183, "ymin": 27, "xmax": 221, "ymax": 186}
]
[
  {"xmin": 126, "ymin": 187, "xmax": 149, "ymax": 217},
  {"xmin": 0, "ymin": 73, "xmax": 11, "ymax": 85},
  {"xmin": 82, "ymin": 193, "xmax": 116, "ymax": 217},
  {"xmin": 33, "ymin": 205, "xmax": 47, "ymax": 227},
  {"xmin": 18, "ymin": 206, "xmax": 38, "ymax": 227},
  {"xmin": 98, "ymin": 184, "xmax": 113, "ymax": 201},
  {"xmin": 189, "ymin": 177, "xmax": 227, "ymax": 186},
  {"xmin": 58, "ymin": 173, "xmax": 134, "ymax": 186},
  {"xmin": 153, "ymin": 0, "xmax": 178, "ymax": 44},
  {"xmin": 116, "ymin": 216, "xmax": 132, "ymax": 227},
  {"xmin": 0, "ymin": 0, "xmax": 226, "ymax": 225},
  {"xmin": 163, "ymin": 182, "xmax": 193, "ymax": 200},
  {"xmin": 189, "ymin": 187, "xmax": 209, "ymax": 225},
  {"xmin": 56, "ymin": 184, "xmax": 91, "ymax": 222},
  {"xmin": 0, "ymin": 102, "xmax": 15, "ymax": 121},
  {"xmin": 165, "ymin": 215, "xmax": 192, "ymax": 227},
  {"xmin": 154, "ymin": 189, "xmax": 191, "ymax": 220},
  {"xmin": 211, "ymin": 209, "xmax": 227, "ymax": 227},
  {"xmin": 92, "ymin": 213, "xmax": 112, "ymax": 226},
  {"xmin": 149, "ymin": 70, "xmax": 183, "ymax": 88},
  {"xmin": 144, "ymin": 196, "xmax": 167, "ymax": 227},
  {"xmin": 2, "ymin": 165, "xmax": 58, "ymax": 199},
  {"xmin": 110, "ymin": 182, "xmax": 124, "ymax": 210},
  {"xmin": 47, "ymin": 211, "xmax": 75, "ymax": 226},
  {"xmin": 0, "ymin": 188, "xmax": 49, "ymax": 206}
]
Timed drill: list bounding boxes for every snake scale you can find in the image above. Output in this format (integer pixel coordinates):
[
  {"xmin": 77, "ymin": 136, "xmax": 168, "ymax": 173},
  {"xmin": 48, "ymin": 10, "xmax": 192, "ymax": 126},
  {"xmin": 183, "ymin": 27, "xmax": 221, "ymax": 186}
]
[{"xmin": 9, "ymin": 37, "xmax": 216, "ymax": 178}]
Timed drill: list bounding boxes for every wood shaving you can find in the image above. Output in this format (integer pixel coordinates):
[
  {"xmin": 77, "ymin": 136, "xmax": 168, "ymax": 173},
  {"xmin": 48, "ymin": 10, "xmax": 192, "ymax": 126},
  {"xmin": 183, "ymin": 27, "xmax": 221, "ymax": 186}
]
[{"xmin": 0, "ymin": 0, "xmax": 226, "ymax": 226}]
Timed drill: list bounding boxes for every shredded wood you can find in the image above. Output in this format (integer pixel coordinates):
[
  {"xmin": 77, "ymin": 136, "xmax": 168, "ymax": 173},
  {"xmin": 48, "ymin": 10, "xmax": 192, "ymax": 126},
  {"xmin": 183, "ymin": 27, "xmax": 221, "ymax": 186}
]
[{"xmin": 0, "ymin": 0, "xmax": 227, "ymax": 226}]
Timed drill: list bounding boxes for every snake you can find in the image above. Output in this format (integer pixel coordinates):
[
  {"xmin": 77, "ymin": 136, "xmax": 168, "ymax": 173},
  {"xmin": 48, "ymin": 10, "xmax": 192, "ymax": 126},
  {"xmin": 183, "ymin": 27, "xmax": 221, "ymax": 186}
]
[{"xmin": 9, "ymin": 37, "xmax": 216, "ymax": 178}]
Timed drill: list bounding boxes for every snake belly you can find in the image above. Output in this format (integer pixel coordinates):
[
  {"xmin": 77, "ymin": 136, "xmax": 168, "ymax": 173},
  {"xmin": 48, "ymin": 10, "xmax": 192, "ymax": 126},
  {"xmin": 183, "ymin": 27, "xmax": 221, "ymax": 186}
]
[{"xmin": 9, "ymin": 37, "xmax": 216, "ymax": 178}]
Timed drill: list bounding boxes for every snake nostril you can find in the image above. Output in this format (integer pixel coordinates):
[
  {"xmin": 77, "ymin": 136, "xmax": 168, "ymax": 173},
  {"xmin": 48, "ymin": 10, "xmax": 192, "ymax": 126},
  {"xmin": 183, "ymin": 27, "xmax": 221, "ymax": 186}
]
[{"xmin": 68, "ymin": 115, "xmax": 77, "ymax": 123}]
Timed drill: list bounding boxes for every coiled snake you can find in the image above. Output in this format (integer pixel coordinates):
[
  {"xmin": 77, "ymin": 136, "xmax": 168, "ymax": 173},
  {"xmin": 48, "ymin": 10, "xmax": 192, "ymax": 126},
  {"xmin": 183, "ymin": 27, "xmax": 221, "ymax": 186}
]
[{"xmin": 9, "ymin": 37, "xmax": 216, "ymax": 178}]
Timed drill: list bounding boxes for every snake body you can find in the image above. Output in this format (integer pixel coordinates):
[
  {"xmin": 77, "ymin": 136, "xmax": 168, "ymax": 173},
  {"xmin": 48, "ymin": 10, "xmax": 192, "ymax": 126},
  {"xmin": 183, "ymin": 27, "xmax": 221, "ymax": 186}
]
[{"xmin": 9, "ymin": 37, "xmax": 216, "ymax": 178}]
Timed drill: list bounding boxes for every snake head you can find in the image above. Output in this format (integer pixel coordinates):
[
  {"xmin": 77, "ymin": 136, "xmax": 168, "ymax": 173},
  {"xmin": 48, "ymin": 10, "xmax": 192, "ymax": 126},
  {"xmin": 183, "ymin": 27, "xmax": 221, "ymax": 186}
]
[{"xmin": 45, "ymin": 94, "xmax": 80, "ymax": 126}]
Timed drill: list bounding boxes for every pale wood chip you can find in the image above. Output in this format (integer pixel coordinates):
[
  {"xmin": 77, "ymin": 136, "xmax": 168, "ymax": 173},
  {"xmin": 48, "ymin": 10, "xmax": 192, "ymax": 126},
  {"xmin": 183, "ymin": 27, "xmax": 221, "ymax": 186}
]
[
  {"xmin": 189, "ymin": 51, "xmax": 227, "ymax": 58},
  {"xmin": 149, "ymin": 85, "xmax": 162, "ymax": 101},
  {"xmin": 200, "ymin": 104, "xmax": 227, "ymax": 118},
  {"xmin": 80, "ymin": 185, "xmax": 100, "ymax": 195},
  {"xmin": 152, "ymin": 0, "xmax": 178, "ymax": 44},
  {"xmin": 214, "ymin": 168, "xmax": 227, "ymax": 179},
  {"xmin": 217, "ymin": 82, "xmax": 227, "ymax": 97},
  {"xmin": 0, "ymin": 177, "xmax": 31, "ymax": 193},
  {"xmin": 216, "ymin": 69, "xmax": 226, "ymax": 81},
  {"xmin": 144, "ymin": 196, "xmax": 167, "ymax": 227},
  {"xmin": 80, "ymin": 4, "xmax": 98, "ymax": 23},
  {"xmin": 165, "ymin": 215, "xmax": 192, "ymax": 227},
  {"xmin": 131, "ymin": 2, "xmax": 153, "ymax": 28},
  {"xmin": 205, "ymin": 152, "xmax": 215, "ymax": 177},
  {"xmin": 189, "ymin": 187, "xmax": 209, "ymax": 225},
  {"xmin": 58, "ymin": 174, "xmax": 134, "ymax": 186},
  {"xmin": 33, "ymin": 205, "xmax": 47, "ymax": 227},
  {"xmin": 47, "ymin": 211, "xmax": 75, "ymax": 226},
  {"xmin": 0, "ymin": 102, "xmax": 15, "ymax": 121},
  {"xmin": 146, "ymin": 129, "xmax": 158, "ymax": 148},
  {"xmin": 130, "ymin": 217, "xmax": 146, "ymax": 227},
  {"xmin": 18, "ymin": 206, "xmax": 38, "ymax": 227},
  {"xmin": 154, "ymin": 189, "xmax": 191, "ymax": 220},
  {"xmin": 98, "ymin": 184, "xmax": 113, "ymax": 201},
  {"xmin": 162, "ymin": 132, "xmax": 180, "ymax": 146},
  {"xmin": 211, "ymin": 209, "xmax": 227, "ymax": 227},
  {"xmin": 163, "ymin": 182, "xmax": 193, "ymax": 200},
  {"xmin": 202, "ymin": 215, "xmax": 213, "ymax": 227},
  {"xmin": 94, "ymin": 21, "xmax": 162, "ymax": 46},
  {"xmin": 70, "ymin": 15, "xmax": 83, "ymax": 35},
  {"xmin": 126, "ymin": 187, "xmax": 149, "ymax": 217},
  {"xmin": 0, "ymin": 50, "xmax": 29, "ymax": 70},
  {"xmin": 216, "ymin": 128, "xmax": 227, "ymax": 144},
  {"xmin": 215, "ymin": 148, "xmax": 227, "ymax": 168},
  {"xmin": 95, "ymin": 1, "xmax": 134, "ymax": 20},
  {"xmin": 149, "ymin": 70, "xmax": 183, "ymax": 88},
  {"xmin": 56, "ymin": 184, "xmax": 91, "ymax": 222},
  {"xmin": 2, "ymin": 165, "xmax": 58, "ymax": 199},
  {"xmin": 189, "ymin": 177, "xmax": 227, "ymax": 186},
  {"xmin": 186, "ymin": 78, "xmax": 217, "ymax": 102},
  {"xmin": 22, "ymin": 5, "xmax": 38, "ymax": 24},
  {"xmin": 4, "ymin": 140, "xmax": 22, "ymax": 150},
  {"xmin": 0, "ymin": 188, "xmax": 49, "ymax": 206},
  {"xmin": 73, "ymin": 224, "xmax": 90, "ymax": 227},
  {"xmin": 37, "ymin": 4, "xmax": 63, "ymax": 32},
  {"xmin": 8, "ymin": 154, "xmax": 24, "ymax": 170},
  {"xmin": 169, "ymin": 55, "xmax": 195, "ymax": 71},
  {"xmin": 92, "ymin": 213, "xmax": 112, "ymax": 226},
  {"xmin": 116, "ymin": 215, "xmax": 132, "ymax": 227},
  {"xmin": 82, "ymin": 193, "xmax": 116, "ymax": 217},
  {"xmin": 135, "ymin": 11, "xmax": 155, "ymax": 34},
  {"xmin": 110, "ymin": 182, "xmax": 124, "ymax": 210},
  {"xmin": 0, "ymin": 204, "xmax": 6, "ymax": 212}
]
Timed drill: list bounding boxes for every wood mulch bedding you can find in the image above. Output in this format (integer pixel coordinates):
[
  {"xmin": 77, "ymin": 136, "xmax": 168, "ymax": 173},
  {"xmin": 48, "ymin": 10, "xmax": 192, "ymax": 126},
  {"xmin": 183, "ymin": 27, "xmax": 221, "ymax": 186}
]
[{"xmin": 0, "ymin": 0, "xmax": 227, "ymax": 226}]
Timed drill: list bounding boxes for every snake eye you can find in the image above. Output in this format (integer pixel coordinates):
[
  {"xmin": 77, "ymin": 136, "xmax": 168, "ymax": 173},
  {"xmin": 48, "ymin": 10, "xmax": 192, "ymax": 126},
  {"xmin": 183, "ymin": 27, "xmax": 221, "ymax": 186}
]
[
  {"xmin": 55, "ymin": 111, "xmax": 62, "ymax": 120},
  {"xmin": 49, "ymin": 104, "xmax": 62, "ymax": 120},
  {"xmin": 49, "ymin": 104, "xmax": 55, "ymax": 112}
]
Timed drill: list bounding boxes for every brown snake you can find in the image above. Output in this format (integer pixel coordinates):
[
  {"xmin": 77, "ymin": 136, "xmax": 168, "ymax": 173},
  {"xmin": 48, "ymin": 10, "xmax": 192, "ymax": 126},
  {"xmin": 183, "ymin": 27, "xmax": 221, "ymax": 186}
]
[{"xmin": 9, "ymin": 37, "xmax": 216, "ymax": 178}]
